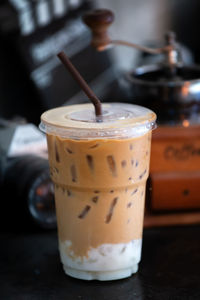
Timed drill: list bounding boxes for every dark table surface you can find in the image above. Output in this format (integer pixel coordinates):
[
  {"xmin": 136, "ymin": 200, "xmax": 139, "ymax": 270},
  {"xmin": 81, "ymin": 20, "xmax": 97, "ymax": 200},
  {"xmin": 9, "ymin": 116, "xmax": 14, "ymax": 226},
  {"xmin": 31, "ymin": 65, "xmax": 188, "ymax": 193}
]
[{"xmin": 1, "ymin": 225, "xmax": 200, "ymax": 300}]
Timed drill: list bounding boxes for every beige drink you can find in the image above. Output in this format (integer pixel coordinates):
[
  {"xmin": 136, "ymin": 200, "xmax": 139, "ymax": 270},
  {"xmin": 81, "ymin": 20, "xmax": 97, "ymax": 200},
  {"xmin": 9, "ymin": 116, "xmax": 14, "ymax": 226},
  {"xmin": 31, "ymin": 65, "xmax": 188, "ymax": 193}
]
[{"xmin": 40, "ymin": 103, "xmax": 156, "ymax": 280}]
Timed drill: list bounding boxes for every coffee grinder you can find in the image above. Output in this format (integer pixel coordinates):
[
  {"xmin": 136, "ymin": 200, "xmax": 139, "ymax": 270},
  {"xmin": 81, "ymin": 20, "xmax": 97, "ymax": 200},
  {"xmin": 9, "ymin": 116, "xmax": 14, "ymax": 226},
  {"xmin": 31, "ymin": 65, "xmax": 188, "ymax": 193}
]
[{"xmin": 83, "ymin": 9, "xmax": 200, "ymax": 226}]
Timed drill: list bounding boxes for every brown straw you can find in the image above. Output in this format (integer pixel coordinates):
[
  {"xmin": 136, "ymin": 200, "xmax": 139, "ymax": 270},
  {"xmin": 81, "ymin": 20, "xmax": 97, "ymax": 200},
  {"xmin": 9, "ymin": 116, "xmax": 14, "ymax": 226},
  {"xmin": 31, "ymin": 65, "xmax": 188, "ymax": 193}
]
[{"xmin": 57, "ymin": 51, "xmax": 102, "ymax": 118}]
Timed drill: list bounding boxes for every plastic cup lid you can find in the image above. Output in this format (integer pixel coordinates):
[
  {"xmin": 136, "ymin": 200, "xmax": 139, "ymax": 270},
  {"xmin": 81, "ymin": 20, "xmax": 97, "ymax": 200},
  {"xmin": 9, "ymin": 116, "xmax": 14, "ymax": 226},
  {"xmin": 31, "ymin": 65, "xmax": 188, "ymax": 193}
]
[{"xmin": 40, "ymin": 103, "xmax": 156, "ymax": 139}]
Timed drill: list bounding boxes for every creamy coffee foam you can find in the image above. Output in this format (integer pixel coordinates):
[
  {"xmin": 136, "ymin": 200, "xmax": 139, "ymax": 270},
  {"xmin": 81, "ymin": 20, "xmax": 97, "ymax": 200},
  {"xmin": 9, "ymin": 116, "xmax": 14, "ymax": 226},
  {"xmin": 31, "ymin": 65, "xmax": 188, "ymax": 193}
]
[{"xmin": 40, "ymin": 103, "xmax": 156, "ymax": 139}]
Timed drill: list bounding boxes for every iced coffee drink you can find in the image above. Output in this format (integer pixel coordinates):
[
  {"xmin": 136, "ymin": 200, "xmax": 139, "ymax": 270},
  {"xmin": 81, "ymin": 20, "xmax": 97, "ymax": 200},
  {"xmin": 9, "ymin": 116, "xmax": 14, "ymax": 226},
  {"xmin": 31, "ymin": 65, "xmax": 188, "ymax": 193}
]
[{"xmin": 40, "ymin": 103, "xmax": 156, "ymax": 280}]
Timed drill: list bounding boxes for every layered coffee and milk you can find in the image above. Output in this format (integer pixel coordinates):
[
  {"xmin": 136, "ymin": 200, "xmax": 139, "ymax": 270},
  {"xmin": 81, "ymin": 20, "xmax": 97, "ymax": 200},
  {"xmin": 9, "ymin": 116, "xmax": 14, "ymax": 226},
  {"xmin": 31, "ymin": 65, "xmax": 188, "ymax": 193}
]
[{"xmin": 40, "ymin": 103, "xmax": 156, "ymax": 280}]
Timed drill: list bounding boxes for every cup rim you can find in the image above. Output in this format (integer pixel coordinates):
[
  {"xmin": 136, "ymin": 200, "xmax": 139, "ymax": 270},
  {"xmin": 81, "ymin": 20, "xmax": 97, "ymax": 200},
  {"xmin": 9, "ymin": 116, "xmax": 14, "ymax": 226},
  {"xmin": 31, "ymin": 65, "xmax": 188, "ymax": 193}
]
[{"xmin": 40, "ymin": 103, "xmax": 157, "ymax": 139}]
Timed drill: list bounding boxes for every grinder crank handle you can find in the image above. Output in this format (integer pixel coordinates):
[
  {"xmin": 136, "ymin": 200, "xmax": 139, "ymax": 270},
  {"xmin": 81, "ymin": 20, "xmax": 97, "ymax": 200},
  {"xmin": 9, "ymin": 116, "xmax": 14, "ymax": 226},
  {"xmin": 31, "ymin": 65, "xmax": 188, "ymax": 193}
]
[{"xmin": 83, "ymin": 9, "xmax": 179, "ymax": 60}]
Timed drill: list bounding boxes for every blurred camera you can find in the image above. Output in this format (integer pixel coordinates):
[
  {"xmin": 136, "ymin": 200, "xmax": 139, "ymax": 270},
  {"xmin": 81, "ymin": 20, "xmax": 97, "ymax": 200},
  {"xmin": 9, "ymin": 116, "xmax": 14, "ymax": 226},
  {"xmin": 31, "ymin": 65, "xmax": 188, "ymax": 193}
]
[{"xmin": 0, "ymin": 119, "xmax": 56, "ymax": 230}]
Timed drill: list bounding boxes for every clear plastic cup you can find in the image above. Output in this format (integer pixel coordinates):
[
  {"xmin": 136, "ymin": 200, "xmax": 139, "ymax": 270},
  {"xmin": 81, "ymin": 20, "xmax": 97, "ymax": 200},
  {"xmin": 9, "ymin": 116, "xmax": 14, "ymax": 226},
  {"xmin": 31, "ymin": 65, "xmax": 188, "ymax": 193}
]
[{"xmin": 40, "ymin": 103, "xmax": 156, "ymax": 281}]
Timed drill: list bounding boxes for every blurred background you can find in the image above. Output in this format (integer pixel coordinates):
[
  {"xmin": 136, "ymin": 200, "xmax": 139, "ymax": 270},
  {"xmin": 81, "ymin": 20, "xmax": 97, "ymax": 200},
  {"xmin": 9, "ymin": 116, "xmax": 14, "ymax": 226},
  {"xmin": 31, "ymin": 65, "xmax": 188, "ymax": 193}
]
[
  {"xmin": 1, "ymin": 3, "xmax": 200, "ymax": 298},
  {"xmin": 1, "ymin": 0, "xmax": 200, "ymax": 124},
  {"xmin": 1, "ymin": 0, "xmax": 200, "ymax": 230}
]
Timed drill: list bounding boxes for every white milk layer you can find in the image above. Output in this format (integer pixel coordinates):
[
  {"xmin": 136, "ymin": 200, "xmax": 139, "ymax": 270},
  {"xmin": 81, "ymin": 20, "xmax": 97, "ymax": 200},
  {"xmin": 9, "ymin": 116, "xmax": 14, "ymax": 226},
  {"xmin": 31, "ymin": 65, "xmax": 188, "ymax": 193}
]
[{"xmin": 59, "ymin": 239, "xmax": 142, "ymax": 280}]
